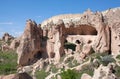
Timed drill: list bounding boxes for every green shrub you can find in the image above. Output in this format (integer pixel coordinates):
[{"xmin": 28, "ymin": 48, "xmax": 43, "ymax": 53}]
[
  {"xmin": 65, "ymin": 56, "xmax": 74, "ymax": 64},
  {"xmin": 0, "ymin": 40, "xmax": 3, "ymax": 47},
  {"xmin": 72, "ymin": 60, "xmax": 80, "ymax": 66},
  {"xmin": 68, "ymin": 62, "xmax": 73, "ymax": 68},
  {"xmin": 116, "ymin": 55, "xmax": 120, "ymax": 60},
  {"xmin": 90, "ymin": 53, "xmax": 115, "ymax": 66},
  {"xmin": 60, "ymin": 69, "xmax": 93, "ymax": 79},
  {"xmin": 100, "ymin": 55, "xmax": 116, "ymax": 66},
  {"xmin": 80, "ymin": 64, "xmax": 94, "ymax": 77},
  {"xmin": 67, "ymin": 60, "xmax": 80, "ymax": 68},
  {"xmin": 50, "ymin": 64, "xmax": 59, "ymax": 73},
  {"xmin": 90, "ymin": 53, "xmax": 108, "ymax": 60},
  {"xmin": 60, "ymin": 69, "xmax": 78, "ymax": 79},
  {"xmin": 35, "ymin": 69, "xmax": 49, "ymax": 79},
  {"xmin": 64, "ymin": 42, "xmax": 76, "ymax": 51},
  {"xmin": 0, "ymin": 50, "xmax": 17, "ymax": 75},
  {"xmin": 114, "ymin": 65, "xmax": 120, "ymax": 77}
]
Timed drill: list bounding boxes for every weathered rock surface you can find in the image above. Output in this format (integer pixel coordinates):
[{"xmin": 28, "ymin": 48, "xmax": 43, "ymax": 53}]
[
  {"xmin": 17, "ymin": 19, "xmax": 44, "ymax": 66},
  {"xmin": 0, "ymin": 73, "xmax": 32, "ymax": 79},
  {"xmin": 42, "ymin": 9, "xmax": 110, "ymax": 62},
  {"xmin": 10, "ymin": 38, "xmax": 20, "ymax": 50},
  {"xmin": 2, "ymin": 33, "xmax": 14, "ymax": 42},
  {"xmin": 1, "ymin": 33, "xmax": 14, "ymax": 51},
  {"xmin": 92, "ymin": 64, "xmax": 117, "ymax": 79},
  {"xmin": 103, "ymin": 8, "xmax": 120, "ymax": 55},
  {"xmin": 1, "ymin": 43, "xmax": 10, "ymax": 51},
  {"xmin": 17, "ymin": 7, "xmax": 120, "ymax": 66},
  {"xmin": 81, "ymin": 73, "xmax": 92, "ymax": 79}
]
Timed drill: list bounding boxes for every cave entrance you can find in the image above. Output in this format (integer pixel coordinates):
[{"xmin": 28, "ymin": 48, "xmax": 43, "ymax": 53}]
[
  {"xmin": 65, "ymin": 25, "xmax": 98, "ymax": 45},
  {"xmin": 34, "ymin": 51, "xmax": 42, "ymax": 59},
  {"xmin": 65, "ymin": 25, "xmax": 98, "ymax": 35},
  {"xmin": 50, "ymin": 52, "xmax": 55, "ymax": 58}
]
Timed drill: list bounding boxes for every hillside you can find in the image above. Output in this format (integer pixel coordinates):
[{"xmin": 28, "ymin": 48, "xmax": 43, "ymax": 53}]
[{"xmin": 0, "ymin": 7, "xmax": 120, "ymax": 79}]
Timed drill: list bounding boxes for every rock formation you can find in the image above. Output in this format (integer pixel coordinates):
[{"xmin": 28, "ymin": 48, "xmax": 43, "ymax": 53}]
[
  {"xmin": 41, "ymin": 9, "xmax": 110, "ymax": 63},
  {"xmin": 9, "ymin": 38, "xmax": 20, "ymax": 50},
  {"xmin": 17, "ymin": 19, "xmax": 46, "ymax": 66},
  {"xmin": 81, "ymin": 73, "xmax": 92, "ymax": 79},
  {"xmin": 103, "ymin": 8, "xmax": 120, "ymax": 55},
  {"xmin": 92, "ymin": 64, "xmax": 117, "ymax": 79},
  {"xmin": 0, "ymin": 33, "xmax": 14, "ymax": 51},
  {"xmin": 0, "ymin": 73, "xmax": 32, "ymax": 79},
  {"xmin": 17, "ymin": 8, "xmax": 120, "ymax": 66},
  {"xmin": 80, "ymin": 64, "xmax": 117, "ymax": 79},
  {"xmin": 1, "ymin": 43, "xmax": 10, "ymax": 51},
  {"xmin": 2, "ymin": 33, "xmax": 14, "ymax": 42}
]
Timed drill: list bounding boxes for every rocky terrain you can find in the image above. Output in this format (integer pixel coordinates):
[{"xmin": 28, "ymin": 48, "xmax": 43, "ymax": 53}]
[{"xmin": 0, "ymin": 7, "xmax": 120, "ymax": 79}]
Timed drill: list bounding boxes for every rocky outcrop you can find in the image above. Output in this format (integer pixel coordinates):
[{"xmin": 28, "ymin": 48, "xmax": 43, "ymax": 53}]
[
  {"xmin": 2, "ymin": 33, "xmax": 14, "ymax": 42},
  {"xmin": 103, "ymin": 8, "xmax": 120, "ymax": 55},
  {"xmin": 80, "ymin": 64, "xmax": 117, "ymax": 79},
  {"xmin": 81, "ymin": 73, "xmax": 92, "ymax": 79},
  {"xmin": 1, "ymin": 43, "xmax": 10, "ymax": 51},
  {"xmin": 17, "ymin": 19, "xmax": 44, "ymax": 66},
  {"xmin": 17, "ymin": 7, "xmax": 120, "ymax": 66},
  {"xmin": 46, "ymin": 20, "xmax": 66, "ymax": 64},
  {"xmin": 9, "ymin": 38, "xmax": 20, "ymax": 50},
  {"xmin": 41, "ymin": 9, "xmax": 110, "ymax": 62},
  {"xmin": 0, "ymin": 33, "xmax": 14, "ymax": 51},
  {"xmin": 92, "ymin": 64, "xmax": 117, "ymax": 79},
  {"xmin": 0, "ymin": 73, "xmax": 32, "ymax": 79}
]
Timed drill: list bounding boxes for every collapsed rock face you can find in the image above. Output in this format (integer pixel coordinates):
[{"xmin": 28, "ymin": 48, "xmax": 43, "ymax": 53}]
[
  {"xmin": 17, "ymin": 19, "xmax": 45, "ymax": 66},
  {"xmin": 17, "ymin": 8, "xmax": 120, "ymax": 66}
]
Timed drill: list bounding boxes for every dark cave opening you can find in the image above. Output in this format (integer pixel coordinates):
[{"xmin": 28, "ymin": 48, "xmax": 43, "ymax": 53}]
[
  {"xmin": 66, "ymin": 25, "xmax": 98, "ymax": 35},
  {"xmin": 34, "ymin": 51, "xmax": 42, "ymax": 59}
]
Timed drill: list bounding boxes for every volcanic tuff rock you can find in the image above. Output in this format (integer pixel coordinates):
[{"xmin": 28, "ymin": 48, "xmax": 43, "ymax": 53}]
[
  {"xmin": 103, "ymin": 8, "xmax": 120, "ymax": 56},
  {"xmin": 81, "ymin": 73, "xmax": 92, "ymax": 79},
  {"xmin": 0, "ymin": 33, "xmax": 14, "ymax": 51},
  {"xmin": 17, "ymin": 19, "xmax": 44, "ymax": 66},
  {"xmin": 2, "ymin": 33, "xmax": 14, "ymax": 42},
  {"xmin": 92, "ymin": 64, "xmax": 117, "ymax": 79},
  {"xmin": 17, "ymin": 7, "xmax": 120, "ymax": 66},
  {"xmin": 41, "ymin": 9, "xmax": 111, "ymax": 63},
  {"xmin": 9, "ymin": 38, "xmax": 20, "ymax": 50}
]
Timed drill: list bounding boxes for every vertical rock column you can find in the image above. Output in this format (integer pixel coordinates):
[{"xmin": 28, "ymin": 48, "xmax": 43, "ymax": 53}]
[
  {"xmin": 17, "ymin": 19, "xmax": 42, "ymax": 66},
  {"xmin": 104, "ymin": 9, "xmax": 120, "ymax": 55}
]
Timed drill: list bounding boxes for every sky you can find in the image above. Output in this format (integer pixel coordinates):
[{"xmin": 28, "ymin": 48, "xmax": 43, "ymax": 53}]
[{"xmin": 0, "ymin": 0, "xmax": 120, "ymax": 37}]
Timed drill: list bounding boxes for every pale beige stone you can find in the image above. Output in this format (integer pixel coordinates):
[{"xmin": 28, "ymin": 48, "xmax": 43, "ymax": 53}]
[{"xmin": 81, "ymin": 73, "xmax": 92, "ymax": 79}]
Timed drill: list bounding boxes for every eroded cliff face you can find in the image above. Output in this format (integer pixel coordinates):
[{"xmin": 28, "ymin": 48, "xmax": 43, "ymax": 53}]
[
  {"xmin": 17, "ymin": 8, "xmax": 120, "ymax": 66},
  {"xmin": 17, "ymin": 20, "xmax": 44, "ymax": 66},
  {"xmin": 42, "ymin": 9, "xmax": 110, "ymax": 63},
  {"xmin": 103, "ymin": 8, "xmax": 120, "ymax": 56}
]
